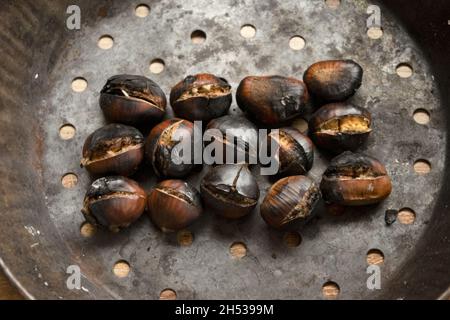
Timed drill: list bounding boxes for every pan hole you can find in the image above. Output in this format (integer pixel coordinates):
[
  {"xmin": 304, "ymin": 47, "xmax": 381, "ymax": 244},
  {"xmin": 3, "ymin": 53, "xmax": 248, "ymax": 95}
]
[
  {"xmin": 367, "ymin": 27, "xmax": 383, "ymax": 39},
  {"xmin": 98, "ymin": 35, "xmax": 114, "ymax": 50},
  {"xmin": 413, "ymin": 109, "xmax": 430, "ymax": 125},
  {"xmin": 177, "ymin": 230, "xmax": 194, "ymax": 246},
  {"xmin": 113, "ymin": 260, "xmax": 130, "ymax": 278},
  {"xmin": 149, "ymin": 59, "xmax": 165, "ymax": 74},
  {"xmin": 397, "ymin": 208, "xmax": 416, "ymax": 225},
  {"xmin": 230, "ymin": 242, "xmax": 247, "ymax": 259},
  {"xmin": 191, "ymin": 30, "xmax": 206, "ymax": 44},
  {"xmin": 80, "ymin": 222, "xmax": 96, "ymax": 238},
  {"xmin": 325, "ymin": 0, "xmax": 340, "ymax": 9},
  {"xmin": 396, "ymin": 63, "xmax": 413, "ymax": 78},
  {"xmin": 292, "ymin": 117, "xmax": 308, "ymax": 133},
  {"xmin": 289, "ymin": 36, "xmax": 306, "ymax": 51},
  {"xmin": 71, "ymin": 78, "xmax": 88, "ymax": 93},
  {"xmin": 135, "ymin": 4, "xmax": 150, "ymax": 18},
  {"xmin": 414, "ymin": 159, "xmax": 431, "ymax": 175},
  {"xmin": 240, "ymin": 24, "xmax": 256, "ymax": 38},
  {"xmin": 61, "ymin": 173, "xmax": 78, "ymax": 189},
  {"xmin": 366, "ymin": 249, "xmax": 384, "ymax": 265},
  {"xmin": 160, "ymin": 288, "xmax": 177, "ymax": 300},
  {"xmin": 322, "ymin": 281, "xmax": 340, "ymax": 299},
  {"xmin": 59, "ymin": 124, "xmax": 76, "ymax": 140},
  {"xmin": 283, "ymin": 231, "xmax": 302, "ymax": 248}
]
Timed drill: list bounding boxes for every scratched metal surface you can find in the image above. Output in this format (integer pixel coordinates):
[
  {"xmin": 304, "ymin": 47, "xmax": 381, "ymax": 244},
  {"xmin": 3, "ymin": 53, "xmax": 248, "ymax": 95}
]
[{"xmin": 0, "ymin": 0, "xmax": 449, "ymax": 299}]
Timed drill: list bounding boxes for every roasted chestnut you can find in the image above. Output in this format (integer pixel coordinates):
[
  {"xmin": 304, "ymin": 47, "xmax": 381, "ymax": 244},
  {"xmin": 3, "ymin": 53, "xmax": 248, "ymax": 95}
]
[
  {"xmin": 268, "ymin": 127, "xmax": 314, "ymax": 176},
  {"xmin": 200, "ymin": 164, "xmax": 260, "ymax": 219},
  {"xmin": 81, "ymin": 176, "xmax": 146, "ymax": 232},
  {"xmin": 100, "ymin": 75, "xmax": 166, "ymax": 125},
  {"xmin": 236, "ymin": 75, "xmax": 309, "ymax": 126},
  {"xmin": 309, "ymin": 102, "xmax": 371, "ymax": 153},
  {"xmin": 81, "ymin": 124, "xmax": 144, "ymax": 176},
  {"xmin": 148, "ymin": 179, "xmax": 202, "ymax": 232},
  {"xmin": 145, "ymin": 118, "xmax": 195, "ymax": 178},
  {"xmin": 320, "ymin": 151, "xmax": 392, "ymax": 206},
  {"xmin": 205, "ymin": 115, "xmax": 258, "ymax": 164},
  {"xmin": 260, "ymin": 175, "xmax": 321, "ymax": 229},
  {"xmin": 170, "ymin": 74, "xmax": 232, "ymax": 122},
  {"xmin": 303, "ymin": 60, "xmax": 363, "ymax": 102}
]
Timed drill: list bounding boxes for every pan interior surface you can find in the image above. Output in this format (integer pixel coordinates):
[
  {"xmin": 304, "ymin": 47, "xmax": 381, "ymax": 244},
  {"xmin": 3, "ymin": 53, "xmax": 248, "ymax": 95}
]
[{"xmin": 0, "ymin": 0, "xmax": 449, "ymax": 299}]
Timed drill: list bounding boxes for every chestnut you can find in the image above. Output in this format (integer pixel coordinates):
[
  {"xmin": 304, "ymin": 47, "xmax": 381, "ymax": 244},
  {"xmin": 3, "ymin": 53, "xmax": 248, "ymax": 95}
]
[
  {"xmin": 100, "ymin": 75, "xmax": 166, "ymax": 125},
  {"xmin": 145, "ymin": 118, "xmax": 196, "ymax": 178},
  {"xmin": 81, "ymin": 124, "xmax": 144, "ymax": 176},
  {"xmin": 309, "ymin": 102, "xmax": 371, "ymax": 153},
  {"xmin": 236, "ymin": 75, "xmax": 309, "ymax": 126},
  {"xmin": 303, "ymin": 60, "xmax": 363, "ymax": 102},
  {"xmin": 170, "ymin": 74, "xmax": 232, "ymax": 122},
  {"xmin": 205, "ymin": 115, "xmax": 258, "ymax": 164},
  {"xmin": 81, "ymin": 176, "xmax": 146, "ymax": 232},
  {"xmin": 260, "ymin": 175, "xmax": 321, "ymax": 229},
  {"xmin": 320, "ymin": 151, "xmax": 392, "ymax": 206},
  {"xmin": 268, "ymin": 127, "xmax": 314, "ymax": 176},
  {"xmin": 148, "ymin": 179, "xmax": 202, "ymax": 232},
  {"xmin": 200, "ymin": 164, "xmax": 260, "ymax": 219}
]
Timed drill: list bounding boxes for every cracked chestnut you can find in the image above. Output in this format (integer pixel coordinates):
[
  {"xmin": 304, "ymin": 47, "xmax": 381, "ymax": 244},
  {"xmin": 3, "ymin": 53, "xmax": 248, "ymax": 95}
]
[
  {"xmin": 261, "ymin": 175, "xmax": 321, "ymax": 229},
  {"xmin": 303, "ymin": 60, "xmax": 363, "ymax": 102},
  {"xmin": 320, "ymin": 151, "xmax": 392, "ymax": 206},
  {"xmin": 81, "ymin": 124, "xmax": 144, "ymax": 176},
  {"xmin": 200, "ymin": 164, "xmax": 260, "ymax": 219},
  {"xmin": 148, "ymin": 180, "xmax": 203, "ymax": 232},
  {"xmin": 170, "ymin": 74, "xmax": 232, "ymax": 122},
  {"xmin": 81, "ymin": 176, "xmax": 146, "ymax": 232},
  {"xmin": 309, "ymin": 102, "xmax": 371, "ymax": 153},
  {"xmin": 100, "ymin": 75, "xmax": 166, "ymax": 125},
  {"xmin": 145, "ymin": 118, "xmax": 195, "ymax": 178},
  {"xmin": 236, "ymin": 75, "xmax": 309, "ymax": 126}
]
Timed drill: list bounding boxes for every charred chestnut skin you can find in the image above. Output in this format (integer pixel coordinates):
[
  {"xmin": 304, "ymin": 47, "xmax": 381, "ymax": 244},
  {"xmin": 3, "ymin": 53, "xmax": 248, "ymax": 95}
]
[
  {"xmin": 100, "ymin": 75, "xmax": 166, "ymax": 125},
  {"xmin": 145, "ymin": 118, "xmax": 196, "ymax": 178},
  {"xmin": 303, "ymin": 60, "xmax": 363, "ymax": 102},
  {"xmin": 82, "ymin": 176, "xmax": 146, "ymax": 232},
  {"xmin": 261, "ymin": 176, "xmax": 321, "ymax": 229},
  {"xmin": 81, "ymin": 124, "xmax": 144, "ymax": 176},
  {"xmin": 148, "ymin": 180, "xmax": 203, "ymax": 232},
  {"xmin": 309, "ymin": 102, "xmax": 372, "ymax": 153},
  {"xmin": 268, "ymin": 127, "xmax": 314, "ymax": 176},
  {"xmin": 320, "ymin": 151, "xmax": 392, "ymax": 206},
  {"xmin": 170, "ymin": 74, "xmax": 232, "ymax": 122},
  {"xmin": 200, "ymin": 164, "xmax": 260, "ymax": 219},
  {"xmin": 236, "ymin": 76, "xmax": 309, "ymax": 126}
]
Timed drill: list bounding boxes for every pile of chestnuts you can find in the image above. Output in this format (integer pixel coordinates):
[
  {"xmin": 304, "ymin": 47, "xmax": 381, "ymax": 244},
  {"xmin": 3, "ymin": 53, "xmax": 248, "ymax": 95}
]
[{"xmin": 80, "ymin": 61, "xmax": 392, "ymax": 236}]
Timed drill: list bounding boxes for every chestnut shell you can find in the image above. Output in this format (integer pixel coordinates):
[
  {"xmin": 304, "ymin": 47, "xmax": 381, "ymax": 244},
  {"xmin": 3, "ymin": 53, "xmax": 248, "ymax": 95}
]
[
  {"xmin": 236, "ymin": 75, "xmax": 309, "ymax": 126},
  {"xmin": 100, "ymin": 75, "xmax": 166, "ymax": 125},
  {"xmin": 320, "ymin": 151, "xmax": 392, "ymax": 206},
  {"xmin": 82, "ymin": 176, "xmax": 147, "ymax": 232},
  {"xmin": 81, "ymin": 124, "xmax": 144, "ymax": 176},
  {"xmin": 148, "ymin": 179, "xmax": 203, "ymax": 232},
  {"xmin": 170, "ymin": 74, "xmax": 232, "ymax": 122},
  {"xmin": 200, "ymin": 164, "xmax": 260, "ymax": 219},
  {"xmin": 303, "ymin": 60, "xmax": 363, "ymax": 102}
]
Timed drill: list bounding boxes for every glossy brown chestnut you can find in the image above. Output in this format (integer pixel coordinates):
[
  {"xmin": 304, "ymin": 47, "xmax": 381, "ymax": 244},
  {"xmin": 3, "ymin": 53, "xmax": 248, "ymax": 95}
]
[
  {"xmin": 145, "ymin": 118, "xmax": 196, "ymax": 178},
  {"xmin": 100, "ymin": 75, "xmax": 166, "ymax": 125},
  {"xmin": 320, "ymin": 151, "xmax": 392, "ymax": 206},
  {"xmin": 170, "ymin": 74, "xmax": 232, "ymax": 122},
  {"xmin": 81, "ymin": 176, "xmax": 146, "ymax": 232},
  {"xmin": 268, "ymin": 127, "xmax": 314, "ymax": 176},
  {"xmin": 236, "ymin": 75, "xmax": 309, "ymax": 126},
  {"xmin": 303, "ymin": 60, "xmax": 363, "ymax": 102},
  {"xmin": 148, "ymin": 179, "xmax": 202, "ymax": 232},
  {"xmin": 309, "ymin": 102, "xmax": 371, "ymax": 153},
  {"xmin": 81, "ymin": 124, "xmax": 144, "ymax": 176},
  {"xmin": 260, "ymin": 175, "xmax": 321, "ymax": 229},
  {"xmin": 200, "ymin": 164, "xmax": 260, "ymax": 219}
]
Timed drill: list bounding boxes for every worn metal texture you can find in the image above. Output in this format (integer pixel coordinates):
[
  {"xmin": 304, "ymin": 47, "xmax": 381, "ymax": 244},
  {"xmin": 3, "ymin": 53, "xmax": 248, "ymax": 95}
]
[{"xmin": 0, "ymin": 0, "xmax": 449, "ymax": 299}]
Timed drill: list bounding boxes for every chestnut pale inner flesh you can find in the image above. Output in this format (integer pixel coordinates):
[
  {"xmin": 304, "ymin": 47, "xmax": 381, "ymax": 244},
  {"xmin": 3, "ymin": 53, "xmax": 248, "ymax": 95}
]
[
  {"xmin": 317, "ymin": 115, "xmax": 371, "ymax": 134},
  {"xmin": 281, "ymin": 185, "xmax": 320, "ymax": 225},
  {"xmin": 176, "ymin": 84, "xmax": 231, "ymax": 102},
  {"xmin": 105, "ymin": 87, "xmax": 164, "ymax": 110},
  {"xmin": 81, "ymin": 137, "xmax": 144, "ymax": 166}
]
